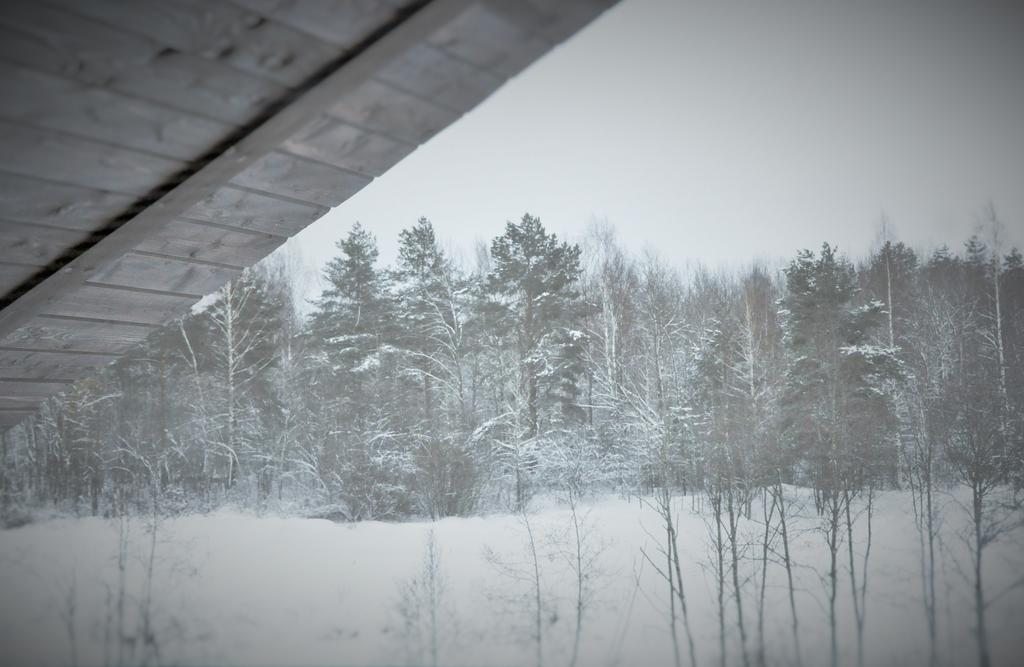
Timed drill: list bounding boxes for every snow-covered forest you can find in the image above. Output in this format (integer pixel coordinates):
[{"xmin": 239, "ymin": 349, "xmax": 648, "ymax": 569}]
[{"xmin": 2, "ymin": 211, "xmax": 1023, "ymax": 667}]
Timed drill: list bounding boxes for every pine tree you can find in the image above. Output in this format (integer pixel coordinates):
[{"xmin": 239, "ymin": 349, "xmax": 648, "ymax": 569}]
[{"xmin": 484, "ymin": 213, "xmax": 584, "ymax": 506}]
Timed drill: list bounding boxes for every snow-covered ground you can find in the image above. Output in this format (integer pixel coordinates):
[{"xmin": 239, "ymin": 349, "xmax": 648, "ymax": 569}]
[{"xmin": 1, "ymin": 489, "xmax": 1022, "ymax": 667}]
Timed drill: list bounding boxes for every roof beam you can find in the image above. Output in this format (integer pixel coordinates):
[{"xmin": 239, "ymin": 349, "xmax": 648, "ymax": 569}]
[{"xmin": 0, "ymin": 0, "xmax": 472, "ymax": 342}]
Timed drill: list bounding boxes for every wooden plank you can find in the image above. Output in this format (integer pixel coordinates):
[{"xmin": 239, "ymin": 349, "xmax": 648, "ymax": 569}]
[
  {"xmin": 0, "ymin": 397, "xmax": 48, "ymax": 411},
  {"xmin": 0, "ymin": 379, "xmax": 72, "ymax": 398},
  {"xmin": 109, "ymin": 48, "xmax": 289, "ymax": 126},
  {"xmin": 0, "ymin": 263, "xmax": 43, "ymax": 300},
  {"xmin": 0, "ymin": 380, "xmax": 67, "ymax": 415},
  {"xmin": 282, "ymin": 116, "xmax": 415, "ymax": 177},
  {"xmin": 429, "ymin": 3, "xmax": 552, "ymax": 78},
  {"xmin": 0, "ymin": 349, "xmax": 117, "ymax": 381},
  {"xmin": 0, "ymin": 61, "xmax": 233, "ymax": 162},
  {"xmin": 42, "ymin": 285, "xmax": 198, "ymax": 326},
  {"xmin": 327, "ymin": 78, "xmax": 460, "ymax": 144},
  {"xmin": 231, "ymin": 151, "xmax": 372, "ymax": 207},
  {"xmin": 0, "ymin": 4, "xmax": 288, "ymax": 126},
  {"xmin": 89, "ymin": 253, "xmax": 241, "ymax": 297},
  {"xmin": 233, "ymin": 0, "xmax": 409, "ymax": 49},
  {"xmin": 0, "ymin": 262, "xmax": 42, "ymax": 285},
  {"xmin": 183, "ymin": 185, "xmax": 326, "ymax": 236},
  {"xmin": 0, "ymin": 410, "xmax": 36, "ymax": 428},
  {"xmin": 0, "ymin": 222, "xmax": 96, "ymax": 267},
  {"xmin": 377, "ymin": 42, "xmax": 503, "ymax": 113},
  {"xmin": 0, "ymin": 0, "xmax": 479, "ymax": 345},
  {"xmin": 0, "ymin": 120, "xmax": 185, "ymax": 197},
  {"xmin": 47, "ymin": 0, "xmax": 340, "ymax": 87},
  {"xmin": 0, "ymin": 317, "xmax": 151, "ymax": 354},
  {"xmin": 134, "ymin": 219, "xmax": 283, "ymax": 268},
  {"xmin": 0, "ymin": 1, "xmax": 158, "ymax": 85},
  {"xmin": 0, "ymin": 172, "xmax": 136, "ymax": 232}
]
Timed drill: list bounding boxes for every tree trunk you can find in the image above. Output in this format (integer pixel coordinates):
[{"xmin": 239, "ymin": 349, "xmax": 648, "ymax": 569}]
[
  {"xmin": 826, "ymin": 494, "xmax": 841, "ymax": 667},
  {"xmin": 972, "ymin": 482, "xmax": 991, "ymax": 667},
  {"xmin": 713, "ymin": 487, "xmax": 727, "ymax": 667},
  {"xmin": 728, "ymin": 487, "xmax": 751, "ymax": 667},
  {"xmin": 667, "ymin": 493, "xmax": 698, "ymax": 667},
  {"xmin": 756, "ymin": 490, "xmax": 775, "ymax": 667},
  {"xmin": 522, "ymin": 510, "xmax": 544, "ymax": 667},
  {"xmin": 568, "ymin": 496, "xmax": 586, "ymax": 667},
  {"xmin": 667, "ymin": 518, "xmax": 682, "ymax": 667},
  {"xmin": 773, "ymin": 478, "xmax": 802, "ymax": 667}
]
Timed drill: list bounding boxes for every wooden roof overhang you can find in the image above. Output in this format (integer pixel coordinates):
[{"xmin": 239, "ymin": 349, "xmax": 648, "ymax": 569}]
[{"xmin": 0, "ymin": 0, "xmax": 616, "ymax": 430}]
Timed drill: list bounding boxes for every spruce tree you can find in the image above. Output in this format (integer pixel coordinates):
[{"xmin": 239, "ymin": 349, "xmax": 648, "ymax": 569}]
[{"xmin": 307, "ymin": 223, "xmax": 410, "ymax": 519}]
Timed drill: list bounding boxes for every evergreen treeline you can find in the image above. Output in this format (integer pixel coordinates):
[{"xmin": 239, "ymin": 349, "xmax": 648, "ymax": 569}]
[{"xmin": 1, "ymin": 213, "xmax": 1022, "ymax": 525}]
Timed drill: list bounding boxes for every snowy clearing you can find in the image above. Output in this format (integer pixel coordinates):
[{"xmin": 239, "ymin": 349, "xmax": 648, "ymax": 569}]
[{"xmin": 1, "ymin": 488, "xmax": 1022, "ymax": 667}]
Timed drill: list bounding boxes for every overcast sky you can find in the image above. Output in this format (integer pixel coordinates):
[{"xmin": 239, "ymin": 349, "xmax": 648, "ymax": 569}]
[{"xmin": 291, "ymin": 0, "xmax": 1024, "ymax": 283}]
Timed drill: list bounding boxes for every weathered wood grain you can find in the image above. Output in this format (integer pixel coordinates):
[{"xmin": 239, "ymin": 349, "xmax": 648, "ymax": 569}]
[
  {"xmin": 0, "ymin": 172, "xmax": 136, "ymax": 232},
  {"xmin": 282, "ymin": 116, "xmax": 414, "ymax": 177},
  {"xmin": 47, "ymin": 0, "xmax": 339, "ymax": 87},
  {"xmin": 327, "ymin": 78, "xmax": 460, "ymax": 144},
  {"xmin": 0, "ymin": 222, "xmax": 98, "ymax": 267},
  {"xmin": 0, "ymin": 0, "xmax": 474, "ymax": 345},
  {"xmin": 113, "ymin": 49, "xmax": 289, "ymax": 126},
  {"xmin": 2, "ymin": 0, "xmax": 477, "ymax": 347},
  {"xmin": 0, "ymin": 120, "xmax": 185, "ymax": 197},
  {"xmin": 0, "ymin": 1, "xmax": 157, "ymax": 84},
  {"xmin": 0, "ymin": 62, "xmax": 233, "ymax": 162},
  {"xmin": 231, "ymin": 151, "xmax": 372, "ymax": 207},
  {"xmin": 41, "ymin": 285, "xmax": 198, "ymax": 326},
  {"xmin": 89, "ymin": 253, "xmax": 241, "ymax": 298},
  {"xmin": 232, "ymin": 0, "xmax": 409, "ymax": 50},
  {"xmin": 183, "ymin": 185, "xmax": 327, "ymax": 236},
  {"xmin": 376, "ymin": 43, "xmax": 503, "ymax": 113},
  {"xmin": 134, "ymin": 219, "xmax": 282, "ymax": 268},
  {"xmin": 0, "ymin": 349, "xmax": 118, "ymax": 381},
  {"xmin": 0, "ymin": 3, "xmax": 287, "ymax": 126},
  {"xmin": 0, "ymin": 317, "xmax": 151, "ymax": 354}
]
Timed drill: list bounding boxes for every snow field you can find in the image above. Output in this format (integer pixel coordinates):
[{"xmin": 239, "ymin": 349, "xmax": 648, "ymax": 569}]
[{"xmin": 1, "ymin": 488, "xmax": 1022, "ymax": 667}]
